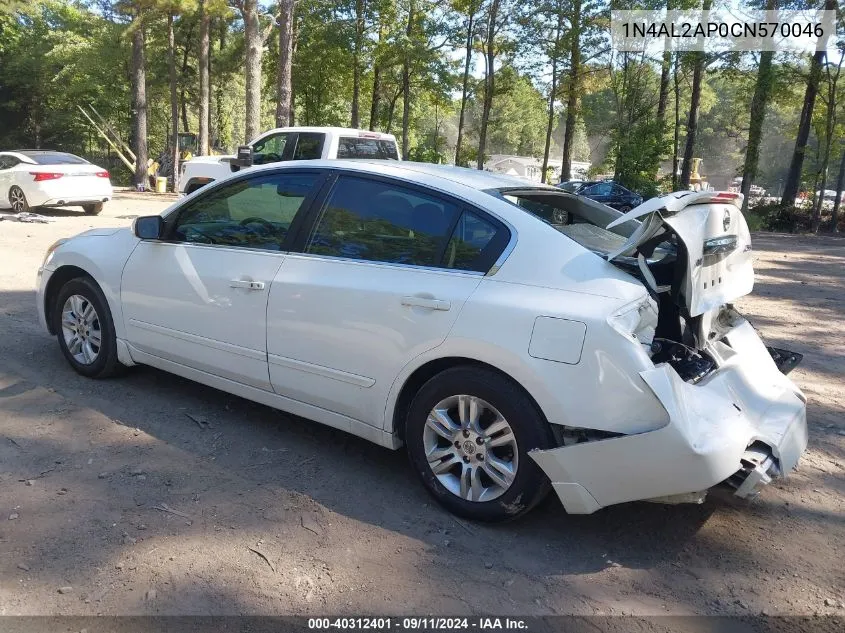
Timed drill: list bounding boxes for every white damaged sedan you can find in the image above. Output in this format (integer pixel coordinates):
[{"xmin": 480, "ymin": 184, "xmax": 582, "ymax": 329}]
[{"xmin": 36, "ymin": 161, "xmax": 807, "ymax": 521}]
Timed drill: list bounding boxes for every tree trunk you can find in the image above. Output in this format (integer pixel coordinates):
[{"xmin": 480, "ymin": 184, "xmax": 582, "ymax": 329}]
[
  {"xmin": 131, "ymin": 22, "xmax": 148, "ymax": 189},
  {"xmin": 369, "ymin": 18, "xmax": 385, "ymax": 131},
  {"xmin": 289, "ymin": 15, "xmax": 298, "ymax": 126},
  {"xmin": 180, "ymin": 23, "xmax": 193, "ymax": 135},
  {"xmin": 275, "ymin": 0, "xmax": 295, "ymax": 127},
  {"xmin": 679, "ymin": 57, "xmax": 704, "ymax": 188},
  {"xmin": 369, "ymin": 65, "xmax": 381, "ymax": 130},
  {"xmin": 541, "ymin": 15, "xmax": 562, "ymax": 185},
  {"xmin": 215, "ymin": 19, "xmax": 226, "ymax": 147},
  {"xmin": 672, "ymin": 51, "xmax": 680, "ymax": 190},
  {"xmin": 242, "ymin": 0, "xmax": 262, "ymax": 142},
  {"xmin": 832, "ymin": 148, "xmax": 844, "ymax": 233},
  {"xmin": 198, "ymin": 1, "xmax": 210, "ymax": 155},
  {"xmin": 780, "ymin": 50, "xmax": 825, "ymax": 206},
  {"xmin": 401, "ymin": 0, "xmax": 415, "ymax": 160},
  {"xmin": 454, "ymin": 7, "xmax": 475, "ymax": 166},
  {"xmin": 740, "ymin": 50, "xmax": 774, "ymax": 212},
  {"xmin": 679, "ymin": 0, "xmax": 712, "ymax": 189},
  {"xmin": 351, "ymin": 0, "xmax": 365, "ymax": 127},
  {"xmin": 168, "ymin": 13, "xmax": 179, "ymax": 191},
  {"xmin": 477, "ymin": 0, "xmax": 501, "ymax": 171},
  {"xmin": 560, "ymin": 0, "xmax": 581, "ymax": 181}
]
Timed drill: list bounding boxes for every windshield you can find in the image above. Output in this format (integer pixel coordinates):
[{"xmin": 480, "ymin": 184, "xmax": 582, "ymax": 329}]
[{"xmin": 19, "ymin": 151, "xmax": 89, "ymax": 165}]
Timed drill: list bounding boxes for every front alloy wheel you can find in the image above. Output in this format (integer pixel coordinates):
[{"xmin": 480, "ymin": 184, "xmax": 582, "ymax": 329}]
[
  {"xmin": 61, "ymin": 294, "xmax": 102, "ymax": 365},
  {"xmin": 424, "ymin": 395, "xmax": 518, "ymax": 502},
  {"xmin": 54, "ymin": 277, "xmax": 123, "ymax": 379}
]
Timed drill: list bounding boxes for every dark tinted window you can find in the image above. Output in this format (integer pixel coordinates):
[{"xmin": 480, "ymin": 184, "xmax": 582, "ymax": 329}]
[
  {"xmin": 293, "ymin": 133, "xmax": 324, "ymax": 160},
  {"xmin": 336, "ymin": 137, "xmax": 399, "ymax": 160},
  {"xmin": 173, "ymin": 172, "xmax": 319, "ymax": 250},
  {"xmin": 252, "ymin": 132, "xmax": 291, "ymax": 165},
  {"xmin": 444, "ymin": 212, "xmax": 499, "ymax": 271},
  {"xmin": 584, "ymin": 182, "xmax": 612, "ymax": 196},
  {"xmin": 19, "ymin": 151, "xmax": 88, "ymax": 165},
  {"xmin": 306, "ymin": 176, "xmax": 458, "ymax": 266}
]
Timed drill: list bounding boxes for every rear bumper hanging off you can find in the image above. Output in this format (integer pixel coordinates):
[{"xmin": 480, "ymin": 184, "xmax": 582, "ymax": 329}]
[{"xmin": 530, "ymin": 320, "xmax": 808, "ymax": 514}]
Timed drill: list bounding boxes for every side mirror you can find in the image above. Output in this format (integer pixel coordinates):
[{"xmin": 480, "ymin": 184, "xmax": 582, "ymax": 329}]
[
  {"xmin": 133, "ymin": 215, "xmax": 163, "ymax": 240},
  {"xmin": 232, "ymin": 145, "xmax": 253, "ymax": 168}
]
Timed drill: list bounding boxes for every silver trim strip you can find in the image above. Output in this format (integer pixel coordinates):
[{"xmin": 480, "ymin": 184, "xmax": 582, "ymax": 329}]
[
  {"xmin": 282, "ymin": 251, "xmax": 485, "ymax": 276},
  {"xmin": 268, "ymin": 353, "xmax": 375, "ymax": 388},
  {"xmin": 127, "ymin": 319, "xmax": 267, "ymax": 362}
]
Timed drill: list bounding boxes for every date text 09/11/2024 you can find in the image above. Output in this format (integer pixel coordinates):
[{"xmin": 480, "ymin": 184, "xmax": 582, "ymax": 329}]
[{"xmin": 308, "ymin": 617, "xmax": 529, "ymax": 630}]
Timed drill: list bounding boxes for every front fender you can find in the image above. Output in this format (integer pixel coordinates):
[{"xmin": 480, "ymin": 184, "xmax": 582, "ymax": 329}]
[{"xmin": 44, "ymin": 229, "xmax": 139, "ymax": 340}]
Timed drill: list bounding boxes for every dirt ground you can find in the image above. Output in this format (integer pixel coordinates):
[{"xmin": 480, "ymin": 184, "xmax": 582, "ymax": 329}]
[{"xmin": 0, "ymin": 192, "xmax": 843, "ymax": 617}]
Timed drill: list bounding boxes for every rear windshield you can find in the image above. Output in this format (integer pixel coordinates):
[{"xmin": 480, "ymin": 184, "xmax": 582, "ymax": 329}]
[
  {"xmin": 19, "ymin": 151, "xmax": 89, "ymax": 165},
  {"xmin": 492, "ymin": 188, "xmax": 639, "ymax": 256},
  {"xmin": 337, "ymin": 137, "xmax": 399, "ymax": 160}
]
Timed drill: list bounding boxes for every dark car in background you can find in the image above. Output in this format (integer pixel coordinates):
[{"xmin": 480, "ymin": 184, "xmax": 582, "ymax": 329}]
[{"xmin": 558, "ymin": 180, "xmax": 643, "ymax": 212}]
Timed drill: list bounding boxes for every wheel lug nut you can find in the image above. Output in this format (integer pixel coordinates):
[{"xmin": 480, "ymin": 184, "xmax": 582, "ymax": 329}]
[
  {"xmin": 476, "ymin": 454, "xmax": 484, "ymax": 461},
  {"xmin": 463, "ymin": 430, "xmax": 470, "ymax": 438},
  {"xmin": 462, "ymin": 456, "xmax": 470, "ymax": 463},
  {"xmin": 454, "ymin": 441, "xmax": 461, "ymax": 448},
  {"xmin": 476, "ymin": 437, "xmax": 484, "ymax": 445}
]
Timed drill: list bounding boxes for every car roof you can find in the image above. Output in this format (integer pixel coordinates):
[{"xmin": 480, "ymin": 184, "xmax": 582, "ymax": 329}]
[
  {"xmin": 242, "ymin": 159, "xmax": 559, "ymax": 193},
  {"xmin": 254, "ymin": 127, "xmax": 398, "ymax": 141}
]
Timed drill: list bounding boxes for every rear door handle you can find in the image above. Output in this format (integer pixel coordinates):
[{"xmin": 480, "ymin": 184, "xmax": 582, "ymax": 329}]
[
  {"xmin": 230, "ymin": 279, "xmax": 265, "ymax": 291},
  {"xmin": 401, "ymin": 296, "xmax": 451, "ymax": 311}
]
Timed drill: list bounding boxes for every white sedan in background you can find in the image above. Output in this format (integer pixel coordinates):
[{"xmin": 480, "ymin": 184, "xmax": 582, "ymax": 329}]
[
  {"xmin": 36, "ymin": 161, "xmax": 807, "ymax": 521},
  {"xmin": 0, "ymin": 150, "xmax": 112, "ymax": 215}
]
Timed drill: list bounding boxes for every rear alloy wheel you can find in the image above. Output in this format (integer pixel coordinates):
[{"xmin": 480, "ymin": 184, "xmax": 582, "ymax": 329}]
[
  {"xmin": 83, "ymin": 203, "xmax": 104, "ymax": 215},
  {"xmin": 54, "ymin": 277, "xmax": 123, "ymax": 378},
  {"xmin": 406, "ymin": 366, "xmax": 556, "ymax": 522},
  {"xmin": 9, "ymin": 186, "xmax": 29, "ymax": 213}
]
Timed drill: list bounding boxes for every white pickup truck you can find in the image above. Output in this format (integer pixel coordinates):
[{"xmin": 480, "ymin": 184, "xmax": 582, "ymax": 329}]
[{"xmin": 179, "ymin": 126, "xmax": 400, "ymax": 195}]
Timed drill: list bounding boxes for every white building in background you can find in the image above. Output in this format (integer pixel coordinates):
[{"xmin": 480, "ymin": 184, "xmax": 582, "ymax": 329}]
[{"xmin": 485, "ymin": 154, "xmax": 591, "ymax": 183}]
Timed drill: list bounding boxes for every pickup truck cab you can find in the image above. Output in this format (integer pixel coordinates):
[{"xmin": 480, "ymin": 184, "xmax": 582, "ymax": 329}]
[{"xmin": 179, "ymin": 127, "xmax": 399, "ymax": 195}]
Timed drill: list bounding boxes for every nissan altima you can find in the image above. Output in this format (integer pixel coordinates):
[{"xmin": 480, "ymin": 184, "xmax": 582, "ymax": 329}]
[
  {"xmin": 1, "ymin": 150, "xmax": 112, "ymax": 215},
  {"xmin": 36, "ymin": 160, "xmax": 807, "ymax": 521}
]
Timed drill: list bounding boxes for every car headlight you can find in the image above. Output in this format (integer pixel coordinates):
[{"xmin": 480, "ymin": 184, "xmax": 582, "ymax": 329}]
[
  {"xmin": 41, "ymin": 238, "xmax": 68, "ymax": 268},
  {"xmin": 608, "ymin": 296, "xmax": 658, "ymax": 349}
]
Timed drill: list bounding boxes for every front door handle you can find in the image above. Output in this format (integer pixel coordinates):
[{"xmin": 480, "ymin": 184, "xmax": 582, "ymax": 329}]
[
  {"xmin": 401, "ymin": 295, "xmax": 451, "ymax": 311},
  {"xmin": 230, "ymin": 279, "xmax": 265, "ymax": 291}
]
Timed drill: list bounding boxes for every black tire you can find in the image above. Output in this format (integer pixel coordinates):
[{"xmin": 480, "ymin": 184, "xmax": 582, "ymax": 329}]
[
  {"xmin": 83, "ymin": 202, "xmax": 104, "ymax": 215},
  {"xmin": 9, "ymin": 186, "xmax": 29, "ymax": 213},
  {"xmin": 53, "ymin": 277, "xmax": 123, "ymax": 379},
  {"xmin": 405, "ymin": 366, "xmax": 556, "ymax": 522}
]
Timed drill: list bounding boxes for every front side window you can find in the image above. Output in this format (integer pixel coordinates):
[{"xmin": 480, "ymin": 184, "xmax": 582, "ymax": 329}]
[
  {"xmin": 172, "ymin": 172, "xmax": 319, "ymax": 250},
  {"xmin": 252, "ymin": 133, "xmax": 291, "ymax": 165},
  {"xmin": 336, "ymin": 137, "xmax": 399, "ymax": 160},
  {"xmin": 305, "ymin": 176, "xmax": 458, "ymax": 266}
]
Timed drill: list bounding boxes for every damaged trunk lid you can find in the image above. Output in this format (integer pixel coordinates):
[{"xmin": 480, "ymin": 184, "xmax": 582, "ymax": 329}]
[{"xmin": 606, "ymin": 191, "xmax": 754, "ymax": 347}]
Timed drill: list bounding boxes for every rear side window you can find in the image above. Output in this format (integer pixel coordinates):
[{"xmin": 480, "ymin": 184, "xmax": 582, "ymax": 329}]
[
  {"xmin": 20, "ymin": 152, "xmax": 88, "ymax": 165},
  {"xmin": 444, "ymin": 212, "xmax": 503, "ymax": 272},
  {"xmin": 305, "ymin": 176, "xmax": 458, "ymax": 266},
  {"xmin": 293, "ymin": 133, "xmax": 324, "ymax": 160},
  {"xmin": 336, "ymin": 137, "xmax": 399, "ymax": 160}
]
